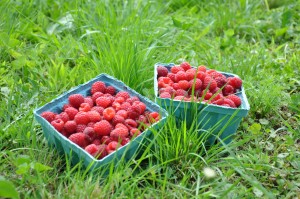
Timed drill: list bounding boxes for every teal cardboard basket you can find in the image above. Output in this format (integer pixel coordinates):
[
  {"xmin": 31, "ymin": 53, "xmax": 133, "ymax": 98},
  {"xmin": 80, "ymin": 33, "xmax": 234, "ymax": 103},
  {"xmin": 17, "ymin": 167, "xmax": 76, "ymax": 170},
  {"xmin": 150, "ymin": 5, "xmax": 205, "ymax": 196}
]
[
  {"xmin": 154, "ymin": 63, "xmax": 250, "ymax": 145},
  {"xmin": 34, "ymin": 74, "xmax": 168, "ymax": 171}
]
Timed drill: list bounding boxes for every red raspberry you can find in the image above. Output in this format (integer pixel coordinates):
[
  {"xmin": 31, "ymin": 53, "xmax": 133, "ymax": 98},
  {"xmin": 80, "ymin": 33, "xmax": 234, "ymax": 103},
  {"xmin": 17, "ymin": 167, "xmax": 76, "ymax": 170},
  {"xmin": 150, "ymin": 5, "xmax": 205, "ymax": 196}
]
[
  {"xmin": 92, "ymin": 92, "xmax": 104, "ymax": 103},
  {"xmin": 121, "ymin": 138, "xmax": 130, "ymax": 146},
  {"xmin": 64, "ymin": 120, "xmax": 77, "ymax": 134},
  {"xmin": 174, "ymin": 96, "xmax": 185, "ymax": 100},
  {"xmin": 197, "ymin": 65, "xmax": 207, "ymax": 72},
  {"xmin": 125, "ymin": 119, "xmax": 138, "ymax": 129},
  {"xmin": 175, "ymin": 89, "xmax": 187, "ymax": 97},
  {"xmin": 158, "ymin": 77, "xmax": 173, "ymax": 88},
  {"xmin": 95, "ymin": 97, "xmax": 111, "ymax": 108},
  {"xmin": 215, "ymin": 76, "xmax": 227, "ymax": 88},
  {"xmin": 64, "ymin": 107, "xmax": 78, "ymax": 120},
  {"xmin": 87, "ymin": 111, "xmax": 101, "ymax": 122},
  {"xmin": 180, "ymin": 62, "xmax": 191, "ymax": 71},
  {"xmin": 127, "ymin": 106, "xmax": 140, "ymax": 119},
  {"xmin": 74, "ymin": 112, "xmax": 90, "ymax": 125},
  {"xmin": 61, "ymin": 130, "xmax": 68, "ymax": 137},
  {"xmin": 97, "ymin": 144, "xmax": 108, "ymax": 159},
  {"xmin": 112, "ymin": 102, "xmax": 122, "ymax": 111},
  {"xmin": 41, "ymin": 111, "xmax": 56, "ymax": 123},
  {"xmin": 91, "ymin": 81, "xmax": 106, "ymax": 95},
  {"xmin": 68, "ymin": 94, "xmax": 85, "ymax": 108},
  {"xmin": 111, "ymin": 115, "xmax": 125, "ymax": 126},
  {"xmin": 92, "ymin": 139, "xmax": 102, "ymax": 145},
  {"xmin": 170, "ymin": 66, "xmax": 184, "ymax": 74},
  {"xmin": 189, "ymin": 79, "xmax": 202, "ymax": 90},
  {"xmin": 210, "ymin": 87, "xmax": 222, "ymax": 94},
  {"xmin": 137, "ymin": 115, "xmax": 147, "ymax": 125},
  {"xmin": 103, "ymin": 107, "xmax": 116, "ymax": 121},
  {"xmin": 94, "ymin": 120, "xmax": 112, "ymax": 136},
  {"xmin": 133, "ymin": 101, "xmax": 146, "ymax": 114},
  {"xmin": 110, "ymin": 128, "xmax": 129, "ymax": 140},
  {"xmin": 120, "ymin": 102, "xmax": 131, "ymax": 111},
  {"xmin": 114, "ymin": 97, "xmax": 125, "ymax": 104},
  {"xmin": 51, "ymin": 119, "xmax": 64, "ymax": 132},
  {"xmin": 226, "ymin": 94, "xmax": 241, "ymax": 107},
  {"xmin": 106, "ymin": 141, "xmax": 121, "ymax": 153},
  {"xmin": 206, "ymin": 69, "xmax": 217, "ymax": 75},
  {"xmin": 126, "ymin": 97, "xmax": 139, "ymax": 105},
  {"xmin": 130, "ymin": 128, "xmax": 141, "ymax": 138},
  {"xmin": 213, "ymin": 98, "xmax": 224, "ymax": 105},
  {"xmin": 157, "ymin": 66, "xmax": 169, "ymax": 77},
  {"xmin": 87, "ymin": 122, "xmax": 95, "ymax": 128},
  {"xmin": 160, "ymin": 92, "xmax": 171, "ymax": 98},
  {"xmin": 115, "ymin": 91, "xmax": 130, "ymax": 100},
  {"xmin": 211, "ymin": 93, "xmax": 223, "ymax": 102},
  {"xmin": 69, "ymin": 132, "xmax": 90, "ymax": 148},
  {"xmin": 84, "ymin": 97, "xmax": 94, "ymax": 108},
  {"xmin": 105, "ymin": 86, "xmax": 116, "ymax": 95},
  {"xmin": 116, "ymin": 110, "xmax": 128, "ymax": 119},
  {"xmin": 76, "ymin": 124, "xmax": 87, "ymax": 133},
  {"xmin": 101, "ymin": 136, "xmax": 112, "ymax": 145},
  {"xmin": 62, "ymin": 104, "xmax": 72, "ymax": 111},
  {"xmin": 85, "ymin": 144, "xmax": 100, "ymax": 157},
  {"xmin": 203, "ymin": 92, "xmax": 213, "ymax": 100},
  {"xmin": 79, "ymin": 103, "xmax": 91, "ymax": 112},
  {"xmin": 83, "ymin": 126, "xmax": 96, "ymax": 140},
  {"xmin": 55, "ymin": 112, "xmax": 69, "ymax": 123},
  {"xmin": 223, "ymin": 98, "xmax": 236, "ymax": 108},
  {"xmin": 222, "ymin": 85, "xmax": 234, "ymax": 96},
  {"xmin": 196, "ymin": 71, "xmax": 206, "ymax": 82},
  {"xmin": 203, "ymin": 76, "xmax": 217, "ymax": 91},
  {"xmin": 186, "ymin": 70, "xmax": 197, "ymax": 81},
  {"xmin": 172, "ymin": 83, "xmax": 180, "ymax": 90},
  {"xmin": 147, "ymin": 112, "xmax": 160, "ymax": 123},
  {"xmin": 115, "ymin": 123, "xmax": 128, "ymax": 130},
  {"xmin": 227, "ymin": 77, "xmax": 242, "ymax": 89},
  {"xmin": 91, "ymin": 106, "xmax": 104, "ymax": 115},
  {"xmin": 178, "ymin": 80, "xmax": 190, "ymax": 90},
  {"xmin": 167, "ymin": 73, "xmax": 176, "ymax": 82},
  {"xmin": 175, "ymin": 71, "xmax": 187, "ymax": 82}
]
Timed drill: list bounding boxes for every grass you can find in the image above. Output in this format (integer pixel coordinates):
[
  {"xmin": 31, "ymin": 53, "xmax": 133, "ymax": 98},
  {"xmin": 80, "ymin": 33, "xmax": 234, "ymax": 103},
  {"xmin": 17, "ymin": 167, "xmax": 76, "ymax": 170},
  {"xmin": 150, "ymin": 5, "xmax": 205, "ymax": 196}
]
[{"xmin": 0, "ymin": 0, "xmax": 299, "ymax": 198}]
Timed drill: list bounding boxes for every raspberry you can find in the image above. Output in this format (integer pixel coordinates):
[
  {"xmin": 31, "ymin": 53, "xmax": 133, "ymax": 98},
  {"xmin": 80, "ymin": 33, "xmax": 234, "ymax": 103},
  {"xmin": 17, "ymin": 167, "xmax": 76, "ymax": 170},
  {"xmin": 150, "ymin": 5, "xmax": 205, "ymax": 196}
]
[
  {"xmin": 175, "ymin": 71, "xmax": 187, "ymax": 82},
  {"xmin": 64, "ymin": 120, "xmax": 77, "ymax": 134},
  {"xmin": 112, "ymin": 102, "xmax": 122, "ymax": 111},
  {"xmin": 92, "ymin": 139, "xmax": 102, "ymax": 145},
  {"xmin": 130, "ymin": 128, "xmax": 141, "ymax": 138},
  {"xmin": 84, "ymin": 97, "xmax": 94, "ymax": 108},
  {"xmin": 147, "ymin": 112, "xmax": 160, "ymax": 123},
  {"xmin": 180, "ymin": 62, "xmax": 191, "ymax": 71},
  {"xmin": 174, "ymin": 96, "xmax": 185, "ymax": 100},
  {"xmin": 170, "ymin": 66, "xmax": 184, "ymax": 74},
  {"xmin": 160, "ymin": 92, "xmax": 171, "ymax": 98},
  {"xmin": 222, "ymin": 85, "xmax": 234, "ymax": 96},
  {"xmin": 101, "ymin": 136, "xmax": 112, "ymax": 145},
  {"xmin": 105, "ymin": 86, "xmax": 116, "ymax": 95},
  {"xmin": 51, "ymin": 119, "xmax": 64, "ymax": 132},
  {"xmin": 189, "ymin": 79, "xmax": 202, "ymax": 90},
  {"xmin": 62, "ymin": 104, "xmax": 72, "ymax": 111},
  {"xmin": 186, "ymin": 70, "xmax": 197, "ymax": 81},
  {"xmin": 197, "ymin": 65, "xmax": 207, "ymax": 72},
  {"xmin": 85, "ymin": 144, "xmax": 100, "ymax": 157},
  {"xmin": 91, "ymin": 81, "xmax": 106, "ymax": 95},
  {"xmin": 106, "ymin": 141, "xmax": 121, "ymax": 152},
  {"xmin": 55, "ymin": 112, "xmax": 69, "ymax": 123},
  {"xmin": 91, "ymin": 106, "xmax": 104, "ymax": 115},
  {"xmin": 206, "ymin": 69, "xmax": 217, "ymax": 75},
  {"xmin": 115, "ymin": 91, "xmax": 130, "ymax": 100},
  {"xmin": 125, "ymin": 119, "xmax": 138, "ymax": 131},
  {"xmin": 87, "ymin": 122, "xmax": 95, "ymax": 128},
  {"xmin": 226, "ymin": 94, "xmax": 241, "ymax": 107},
  {"xmin": 94, "ymin": 120, "xmax": 112, "ymax": 136},
  {"xmin": 114, "ymin": 97, "xmax": 125, "ymax": 104},
  {"xmin": 121, "ymin": 138, "xmax": 130, "ymax": 146},
  {"xmin": 69, "ymin": 132, "xmax": 90, "ymax": 148},
  {"xmin": 87, "ymin": 111, "xmax": 101, "ymax": 122},
  {"xmin": 223, "ymin": 98, "xmax": 236, "ymax": 108},
  {"xmin": 203, "ymin": 92, "xmax": 213, "ymax": 100},
  {"xmin": 79, "ymin": 103, "xmax": 91, "ymax": 112},
  {"xmin": 167, "ymin": 73, "xmax": 176, "ymax": 82},
  {"xmin": 64, "ymin": 107, "xmax": 78, "ymax": 120},
  {"xmin": 97, "ymin": 144, "xmax": 108, "ymax": 159},
  {"xmin": 116, "ymin": 110, "xmax": 128, "ymax": 119},
  {"xmin": 103, "ymin": 107, "xmax": 116, "ymax": 121},
  {"xmin": 110, "ymin": 127, "xmax": 129, "ymax": 140},
  {"xmin": 178, "ymin": 80, "xmax": 190, "ymax": 90},
  {"xmin": 74, "ymin": 112, "xmax": 90, "ymax": 125},
  {"xmin": 203, "ymin": 76, "xmax": 217, "ymax": 91},
  {"xmin": 127, "ymin": 106, "xmax": 140, "ymax": 120},
  {"xmin": 196, "ymin": 71, "xmax": 206, "ymax": 82},
  {"xmin": 111, "ymin": 115, "xmax": 125, "ymax": 126},
  {"xmin": 83, "ymin": 127, "xmax": 96, "ymax": 140},
  {"xmin": 215, "ymin": 76, "xmax": 227, "ymax": 88},
  {"xmin": 92, "ymin": 92, "xmax": 104, "ymax": 103},
  {"xmin": 76, "ymin": 124, "xmax": 87, "ymax": 133},
  {"xmin": 211, "ymin": 93, "xmax": 223, "ymax": 102},
  {"xmin": 227, "ymin": 76, "xmax": 242, "ymax": 89},
  {"xmin": 213, "ymin": 98, "xmax": 224, "ymax": 105},
  {"xmin": 137, "ymin": 115, "xmax": 147, "ymax": 124},
  {"xmin": 175, "ymin": 89, "xmax": 187, "ymax": 97},
  {"xmin": 115, "ymin": 123, "xmax": 128, "ymax": 130},
  {"xmin": 120, "ymin": 102, "xmax": 131, "ymax": 111},
  {"xmin": 41, "ymin": 111, "xmax": 56, "ymax": 123},
  {"xmin": 69, "ymin": 94, "xmax": 85, "ymax": 108},
  {"xmin": 157, "ymin": 66, "xmax": 169, "ymax": 77},
  {"xmin": 95, "ymin": 97, "xmax": 111, "ymax": 108},
  {"xmin": 210, "ymin": 87, "xmax": 222, "ymax": 94},
  {"xmin": 172, "ymin": 83, "xmax": 180, "ymax": 90},
  {"xmin": 133, "ymin": 101, "xmax": 146, "ymax": 114},
  {"xmin": 158, "ymin": 77, "xmax": 173, "ymax": 88}
]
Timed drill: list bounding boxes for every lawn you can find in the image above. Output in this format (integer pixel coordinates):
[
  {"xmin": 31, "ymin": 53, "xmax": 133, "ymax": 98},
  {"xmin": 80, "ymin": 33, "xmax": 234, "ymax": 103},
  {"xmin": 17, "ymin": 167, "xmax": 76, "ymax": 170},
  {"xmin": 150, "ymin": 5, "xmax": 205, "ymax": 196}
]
[{"xmin": 0, "ymin": 0, "xmax": 299, "ymax": 198}]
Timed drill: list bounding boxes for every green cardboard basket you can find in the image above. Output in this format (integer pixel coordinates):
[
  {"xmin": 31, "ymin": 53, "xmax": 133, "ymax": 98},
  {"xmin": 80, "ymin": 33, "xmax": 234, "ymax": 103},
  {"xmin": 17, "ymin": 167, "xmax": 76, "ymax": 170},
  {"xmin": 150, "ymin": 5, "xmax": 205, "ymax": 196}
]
[
  {"xmin": 154, "ymin": 63, "xmax": 250, "ymax": 145},
  {"xmin": 34, "ymin": 74, "xmax": 168, "ymax": 171}
]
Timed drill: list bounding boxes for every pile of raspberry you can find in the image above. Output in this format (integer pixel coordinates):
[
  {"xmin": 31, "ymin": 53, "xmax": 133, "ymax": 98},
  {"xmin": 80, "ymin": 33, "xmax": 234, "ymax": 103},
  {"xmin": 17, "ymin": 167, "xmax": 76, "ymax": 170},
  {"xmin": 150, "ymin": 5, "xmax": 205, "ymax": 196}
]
[
  {"xmin": 157, "ymin": 62, "xmax": 242, "ymax": 108},
  {"xmin": 41, "ymin": 81, "xmax": 160, "ymax": 160}
]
